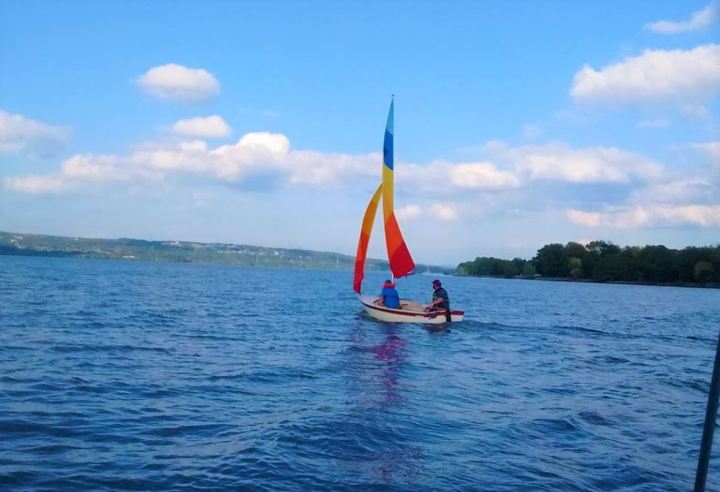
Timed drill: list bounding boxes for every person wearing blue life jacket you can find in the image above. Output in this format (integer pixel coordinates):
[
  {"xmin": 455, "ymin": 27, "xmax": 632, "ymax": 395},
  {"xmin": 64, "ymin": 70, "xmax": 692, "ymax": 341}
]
[{"xmin": 376, "ymin": 280, "xmax": 401, "ymax": 309}]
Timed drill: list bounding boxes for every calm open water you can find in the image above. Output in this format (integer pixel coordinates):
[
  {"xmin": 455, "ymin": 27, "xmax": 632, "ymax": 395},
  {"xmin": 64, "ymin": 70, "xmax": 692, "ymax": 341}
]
[{"xmin": 2, "ymin": 255, "xmax": 720, "ymax": 491}]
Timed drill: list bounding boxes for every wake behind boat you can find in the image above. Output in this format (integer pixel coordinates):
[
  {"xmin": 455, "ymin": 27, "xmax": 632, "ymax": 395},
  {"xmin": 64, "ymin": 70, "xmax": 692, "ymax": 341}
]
[{"xmin": 353, "ymin": 99, "xmax": 464, "ymax": 324}]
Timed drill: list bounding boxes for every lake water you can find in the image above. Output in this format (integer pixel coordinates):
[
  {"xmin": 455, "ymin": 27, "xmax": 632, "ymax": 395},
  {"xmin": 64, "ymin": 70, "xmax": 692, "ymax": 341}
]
[{"xmin": 2, "ymin": 255, "xmax": 720, "ymax": 491}]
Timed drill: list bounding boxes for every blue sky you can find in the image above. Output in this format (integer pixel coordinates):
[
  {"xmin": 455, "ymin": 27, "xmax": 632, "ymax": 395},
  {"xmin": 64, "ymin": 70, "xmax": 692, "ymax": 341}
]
[{"xmin": 1, "ymin": 0, "xmax": 718, "ymax": 265}]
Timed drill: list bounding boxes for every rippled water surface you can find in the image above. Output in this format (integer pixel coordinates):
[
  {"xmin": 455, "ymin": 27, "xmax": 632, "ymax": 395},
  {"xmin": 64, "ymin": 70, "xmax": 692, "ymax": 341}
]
[{"xmin": 2, "ymin": 255, "xmax": 720, "ymax": 490}]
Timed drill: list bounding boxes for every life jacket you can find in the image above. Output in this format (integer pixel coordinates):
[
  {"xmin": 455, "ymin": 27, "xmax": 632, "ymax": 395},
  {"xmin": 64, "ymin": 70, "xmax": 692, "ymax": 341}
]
[{"xmin": 381, "ymin": 287, "xmax": 400, "ymax": 308}]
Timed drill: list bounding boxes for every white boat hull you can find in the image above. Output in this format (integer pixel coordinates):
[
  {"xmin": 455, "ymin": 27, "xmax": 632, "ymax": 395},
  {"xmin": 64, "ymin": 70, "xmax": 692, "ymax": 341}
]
[{"xmin": 359, "ymin": 295, "xmax": 464, "ymax": 324}]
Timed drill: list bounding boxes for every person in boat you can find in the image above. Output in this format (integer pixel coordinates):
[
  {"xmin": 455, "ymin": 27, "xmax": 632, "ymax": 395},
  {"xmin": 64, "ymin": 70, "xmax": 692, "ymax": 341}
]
[
  {"xmin": 425, "ymin": 279, "xmax": 451, "ymax": 322},
  {"xmin": 376, "ymin": 280, "xmax": 401, "ymax": 309}
]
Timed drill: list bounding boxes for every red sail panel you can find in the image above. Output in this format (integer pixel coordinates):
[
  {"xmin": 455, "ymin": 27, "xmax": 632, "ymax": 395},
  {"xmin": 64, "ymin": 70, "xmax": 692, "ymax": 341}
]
[
  {"xmin": 353, "ymin": 184, "xmax": 383, "ymax": 293},
  {"xmin": 384, "ymin": 212, "xmax": 416, "ymax": 278}
]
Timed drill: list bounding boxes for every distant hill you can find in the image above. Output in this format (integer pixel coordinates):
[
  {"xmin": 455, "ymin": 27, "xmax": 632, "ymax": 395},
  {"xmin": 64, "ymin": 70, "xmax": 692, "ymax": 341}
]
[{"xmin": 0, "ymin": 231, "xmax": 450, "ymax": 273}]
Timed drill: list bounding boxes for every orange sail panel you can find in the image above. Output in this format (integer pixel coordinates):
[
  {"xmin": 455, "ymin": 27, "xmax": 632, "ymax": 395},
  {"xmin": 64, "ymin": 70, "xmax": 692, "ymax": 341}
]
[
  {"xmin": 353, "ymin": 184, "xmax": 383, "ymax": 293},
  {"xmin": 381, "ymin": 100, "xmax": 416, "ymax": 279}
]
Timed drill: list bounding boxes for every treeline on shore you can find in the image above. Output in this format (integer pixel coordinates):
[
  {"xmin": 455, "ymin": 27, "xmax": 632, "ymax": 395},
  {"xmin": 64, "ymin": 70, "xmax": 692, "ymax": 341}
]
[{"xmin": 457, "ymin": 241, "xmax": 720, "ymax": 286}]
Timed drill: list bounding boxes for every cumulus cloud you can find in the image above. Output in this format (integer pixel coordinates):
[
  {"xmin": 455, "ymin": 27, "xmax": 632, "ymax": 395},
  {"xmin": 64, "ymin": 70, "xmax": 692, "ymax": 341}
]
[
  {"xmin": 571, "ymin": 44, "xmax": 720, "ymax": 106},
  {"xmin": 691, "ymin": 141, "xmax": 720, "ymax": 162},
  {"xmin": 397, "ymin": 160, "xmax": 520, "ymax": 192},
  {"xmin": 5, "ymin": 175, "xmax": 66, "ymax": 194},
  {"xmin": 403, "ymin": 144, "xmax": 652, "ymax": 190},
  {"xmin": 5, "ymin": 152, "xmax": 162, "ymax": 194},
  {"xmin": 5, "ymin": 132, "xmax": 378, "ymax": 193},
  {"xmin": 429, "ymin": 203, "xmax": 459, "ymax": 221},
  {"xmin": 395, "ymin": 203, "xmax": 460, "ymax": 221},
  {"xmin": 485, "ymin": 142, "xmax": 664, "ymax": 184},
  {"xmin": 0, "ymin": 109, "xmax": 70, "ymax": 155},
  {"xmin": 630, "ymin": 178, "xmax": 717, "ymax": 205},
  {"xmin": 448, "ymin": 162, "xmax": 521, "ymax": 189},
  {"xmin": 566, "ymin": 209, "xmax": 604, "ymax": 228},
  {"xmin": 567, "ymin": 205, "xmax": 720, "ymax": 228},
  {"xmin": 644, "ymin": 3, "xmax": 718, "ymax": 34},
  {"xmin": 4, "ymin": 130, "xmax": 669, "ymax": 209},
  {"xmin": 396, "ymin": 204, "xmax": 423, "ymax": 221},
  {"xmin": 173, "ymin": 115, "xmax": 231, "ymax": 138},
  {"xmin": 566, "ymin": 161, "xmax": 720, "ymax": 231},
  {"xmin": 137, "ymin": 64, "xmax": 220, "ymax": 102}
]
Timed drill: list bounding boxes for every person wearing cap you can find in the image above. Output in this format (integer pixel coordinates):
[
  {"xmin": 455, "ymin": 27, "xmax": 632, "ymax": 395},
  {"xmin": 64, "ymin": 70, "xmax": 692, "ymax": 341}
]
[
  {"xmin": 376, "ymin": 280, "xmax": 401, "ymax": 309},
  {"xmin": 425, "ymin": 279, "xmax": 451, "ymax": 322}
]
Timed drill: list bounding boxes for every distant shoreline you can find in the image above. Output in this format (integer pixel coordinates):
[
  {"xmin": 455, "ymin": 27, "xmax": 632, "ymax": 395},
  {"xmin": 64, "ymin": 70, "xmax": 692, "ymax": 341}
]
[
  {"xmin": 0, "ymin": 231, "xmax": 452, "ymax": 273},
  {"xmin": 458, "ymin": 273, "xmax": 720, "ymax": 290}
]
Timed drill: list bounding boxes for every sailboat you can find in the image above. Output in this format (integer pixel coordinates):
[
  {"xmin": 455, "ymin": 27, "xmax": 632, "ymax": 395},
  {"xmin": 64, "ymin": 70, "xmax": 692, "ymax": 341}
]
[{"xmin": 353, "ymin": 99, "xmax": 464, "ymax": 324}]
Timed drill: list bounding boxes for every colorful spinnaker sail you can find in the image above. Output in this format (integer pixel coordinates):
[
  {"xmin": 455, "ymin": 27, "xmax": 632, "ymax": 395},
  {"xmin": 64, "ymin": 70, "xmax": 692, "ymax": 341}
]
[
  {"xmin": 381, "ymin": 100, "xmax": 416, "ymax": 280},
  {"xmin": 352, "ymin": 99, "xmax": 416, "ymax": 294}
]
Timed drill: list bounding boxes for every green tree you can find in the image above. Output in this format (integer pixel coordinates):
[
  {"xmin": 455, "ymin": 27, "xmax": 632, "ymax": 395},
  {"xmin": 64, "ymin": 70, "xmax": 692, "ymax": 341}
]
[
  {"xmin": 694, "ymin": 261, "xmax": 715, "ymax": 282},
  {"xmin": 568, "ymin": 257, "xmax": 583, "ymax": 279},
  {"xmin": 533, "ymin": 243, "xmax": 568, "ymax": 277},
  {"xmin": 564, "ymin": 242, "xmax": 586, "ymax": 259},
  {"xmin": 676, "ymin": 247, "xmax": 720, "ymax": 282},
  {"xmin": 586, "ymin": 240, "xmax": 621, "ymax": 257},
  {"xmin": 635, "ymin": 245, "xmax": 677, "ymax": 283},
  {"xmin": 593, "ymin": 254, "xmax": 627, "ymax": 282},
  {"xmin": 501, "ymin": 261, "xmax": 516, "ymax": 278}
]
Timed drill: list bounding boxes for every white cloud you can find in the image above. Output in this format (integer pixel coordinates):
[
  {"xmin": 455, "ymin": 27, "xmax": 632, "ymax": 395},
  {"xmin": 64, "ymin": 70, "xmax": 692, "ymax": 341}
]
[
  {"xmin": 396, "ymin": 204, "xmax": 423, "ymax": 221},
  {"xmin": 448, "ymin": 162, "xmax": 521, "ymax": 189},
  {"xmin": 395, "ymin": 203, "xmax": 460, "ymax": 221},
  {"xmin": 173, "ymin": 115, "xmax": 231, "ymax": 138},
  {"xmin": 283, "ymin": 150, "xmax": 377, "ymax": 186},
  {"xmin": 4, "ymin": 152, "xmax": 162, "ymax": 194},
  {"xmin": 5, "ymin": 132, "xmax": 378, "ymax": 193},
  {"xmin": 571, "ymin": 44, "xmax": 720, "ymax": 106},
  {"xmin": 429, "ymin": 203, "xmax": 459, "ymax": 221},
  {"xmin": 137, "ymin": 64, "xmax": 220, "ymax": 102},
  {"xmin": 4, "ymin": 130, "xmax": 670, "ymax": 213},
  {"xmin": 631, "ymin": 177, "xmax": 716, "ymax": 205},
  {"xmin": 691, "ymin": 141, "xmax": 720, "ymax": 161},
  {"xmin": 61, "ymin": 154, "xmax": 125, "ymax": 181},
  {"xmin": 0, "ymin": 109, "xmax": 70, "ymax": 154},
  {"xmin": 645, "ymin": 3, "xmax": 718, "ymax": 34},
  {"xmin": 235, "ymin": 132, "xmax": 289, "ymax": 155},
  {"xmin": 658, "ymin": 205, "xmax": 720, "ymax": 227},
  {"xmin": 488, "ymin": 142, "xmax": 664, "ymax": 183},
  {"xmin": 397, "ymin": 160, "xmax": 520, "ymax": 192},
  {"xmin": 4, "ymin": 175, "xmax": 66, "ymax": 194},
  {"xmin": 567, "ymin": 204, "xmax": 720, "ymax": 228},
  {"xmin": 566, "ymin": 209, "xmax": 603, "ymax": 227},
  {"xmin": 566, "ymin": 166, "xmax": 720, "ymax": 230}
]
